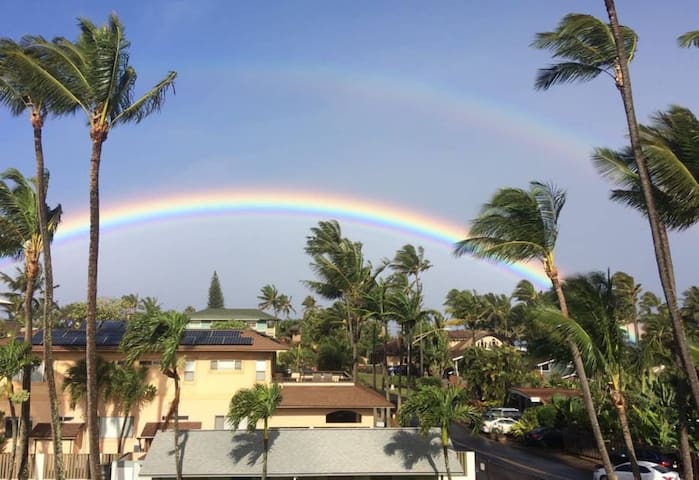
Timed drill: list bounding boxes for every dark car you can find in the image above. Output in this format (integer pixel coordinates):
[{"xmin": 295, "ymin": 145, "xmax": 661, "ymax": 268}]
[{"xmin": 523, "ymin": 426, "xmax": 564, "ymax": 449}]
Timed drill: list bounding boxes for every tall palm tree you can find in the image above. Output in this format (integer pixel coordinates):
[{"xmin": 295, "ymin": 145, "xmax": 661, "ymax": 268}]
[
  {"xmin": 121, "ymin": 310, "xmax": 187, "ymax": 480},
  {"xmin": 398, "ymin": 384, "xmax": 479, "ymax": 480},
  {"xmin": 453, "ymin": 181, "xmax": 616, "ymax": 477},
  {"xmin": 258, "ymin": 284, "xmax": 281, "ymax": 319},
  {"xmin": 444, "ymin": 289, "xmax": 487, "ymax": 344},
  {"xmin": 227, "ymin": 383, "xmax": 283, "ymax": 480},
  {"xmin": 390, "ymin": 244, "xmax": 432, "ymax": 291},
  {"xmin": 104, "ymin": 364, "xmax": 156, "ymax": 454},
  {"xmin": 1, "ymin": 37, "xmax": 77, "ymax": 479},
  {"xmin": 0, "ymin": 168, "xmax": 61, "ymax": 479},
  {"xmin": 533, "ymin": 7, "xmax": 699, "ymax": 415},
  {"xmin": 304, "ymin": 220, "xmax": 384, "ymax": 380},
  {"xmin": 538, "ymin": 271, "xmax": 641, "ymax": 479},
  {"xmin": 61, "ymin": 356, "xmax": 114, "ymax": 411},
  {"xmin": 19, "ymin": 17, "xmax": 176, "ymax": 477}
]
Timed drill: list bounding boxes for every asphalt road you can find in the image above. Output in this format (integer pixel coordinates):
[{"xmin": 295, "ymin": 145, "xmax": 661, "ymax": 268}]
[{"xmin": 449, "ymin": 422, "xmax": 596, "ymax": 480}]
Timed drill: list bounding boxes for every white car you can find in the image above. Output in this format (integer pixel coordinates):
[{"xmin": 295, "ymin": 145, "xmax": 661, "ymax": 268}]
[
  {"xmin": 592, "ymin": 461, "xmax": 680, "ymax": 480},
  {"xmin": 481, "ymin": 417, "xmax": 517, "ymax": 434}
]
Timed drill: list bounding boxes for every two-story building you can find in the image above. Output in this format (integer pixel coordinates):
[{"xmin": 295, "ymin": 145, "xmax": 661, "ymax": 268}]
[{"xmin": 187, "ymin": 308, "xmax": 277, "ymax": 336}]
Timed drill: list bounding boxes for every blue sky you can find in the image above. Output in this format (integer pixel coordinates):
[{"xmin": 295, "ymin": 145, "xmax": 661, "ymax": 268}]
[{"xmin": 1, "ymin": 1, "xmax": 698, "ymax": 313}]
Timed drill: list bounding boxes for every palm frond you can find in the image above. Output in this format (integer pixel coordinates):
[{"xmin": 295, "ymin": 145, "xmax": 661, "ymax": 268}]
[
  {"xmin": 534, "ymin": 62, "xmax": 605, "ymax": 90},
  {"xmin": 535, "ymin": 306, "xmax": 602, "ymax": 373},
  {"xmin": 113, "ymin": 70, "xmax": 176, "ymax": 125},
  {"xmin": 678, "ymin": 30, "xmax": 699, "ymax": 48}
]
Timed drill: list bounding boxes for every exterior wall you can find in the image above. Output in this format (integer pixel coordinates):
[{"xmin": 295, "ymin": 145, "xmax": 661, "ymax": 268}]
[
  {"xmin": 269, "ymin": 408, "xmax": 377, "ymax": 428},
  {"xmin": 19, "ymin": 348, "xmax": 276, "ymax": 455}
]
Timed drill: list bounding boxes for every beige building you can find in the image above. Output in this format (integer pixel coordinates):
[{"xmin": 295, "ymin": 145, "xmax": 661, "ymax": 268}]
[{"xmin": 187, "ymin": 308, "xmax": 277, "ymax": 336}]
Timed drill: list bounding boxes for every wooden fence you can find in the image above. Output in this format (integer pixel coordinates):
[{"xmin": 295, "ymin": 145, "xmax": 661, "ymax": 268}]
[{"xmin": 0, "ymin": 453, "xmax": 120, "ymax": 479}]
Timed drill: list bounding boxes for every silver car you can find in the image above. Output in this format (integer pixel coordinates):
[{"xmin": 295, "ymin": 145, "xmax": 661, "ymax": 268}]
[{"xmin": 592, "ymin": 461, "xmax": 680, "ymax": 480}]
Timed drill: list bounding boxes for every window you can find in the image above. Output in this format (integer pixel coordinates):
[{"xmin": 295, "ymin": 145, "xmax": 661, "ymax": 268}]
[
  {"xmin": 211, "ymin": 359, "xmax": 242, "ymax": 371},
  {"xmin": 214, "ymin": 415, "xmax": 233, "ymax": 430},
  {"xmin": 140, "ymin": 360, "xmax": 160, "ymax": 367},
  {"xmin": 161, "ymin": 415, "xmax": 188, "ymax": 421},
  {"xmin": 184, "ymin": 361, "xmax": 195, "ymax": 381},
  {"xmin": 99, "ymin": 416, "xmax": 133, "ymax": 438},
  {"xmin": 255, "ymin": 361, "xmax": 266, "ymax": 381},
  {"xmin": 326, "ymin": 411, "xmax": 361, "ymax": 423},
  {"xmin": 59, "ymin": 416, "xmax": 74, "ymax": 422},
  {"xmin": 31, "ymin": 362, "xmax": 45, "ymax": 382}
]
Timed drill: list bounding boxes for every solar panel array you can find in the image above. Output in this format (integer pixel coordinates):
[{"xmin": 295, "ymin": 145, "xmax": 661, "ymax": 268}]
[{"xmin": 31, "ymin": 321, "xmax": 253, "ymax": 347}]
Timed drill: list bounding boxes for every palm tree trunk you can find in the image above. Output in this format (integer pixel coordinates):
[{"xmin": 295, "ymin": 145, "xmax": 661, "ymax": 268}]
[
  {"xmin": 262, "ymin": 418, "xmax": 269, "ymax": 480},
  {"xmin": 549, "ymin": 266, "xmax": 617, "ymax": 479},
  {"xmin": 33, "ymin": 114, "xmax": 65, "ymax": 480},
  {"xmin": 18, "ymin": 254, "xmax": 38, "ymax": 480},
  {"xmin": 86, "ymin": 136, "xmax": 104, "ymax": 480},
  {"xmin": 7, "ymin": 389, "xmax": 18, "ymax": 479},
  {"xmin": 172, "ymin": 374, "xmax": 182, "ymax": 480},
  {"xmin": 677, "ymin": 376, "xmax": 694, "ymax": 480},
  {"xmin": 603, "ymin": 0, "xmax": 699, "ymax": 410},
  {"xmin": 441, "ymin": 431, "xmax": 453, "ymax": 480},
  {"xmin": 611, "ymin": 384, "xmax": 641, "ymax": 480},
  {"xmin": 118, "ymin": 410, "xmax": 129, "ymax": 455}
]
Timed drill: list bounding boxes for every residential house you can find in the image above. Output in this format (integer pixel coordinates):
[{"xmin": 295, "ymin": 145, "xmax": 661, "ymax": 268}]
[
  {"xmin": 139, "ymin": 428, "xmax": 475, "ymax": 480},
  {"xmin": 187, "ymin": 307, "xmax": 278, "ymax": 336},
  {"xmin": 17, "ymin": 321, "xmax": 286, "ymax": 455},
  {"xmin": 506, "ymin": 387, "xmax": 580, "ymax": 412}
]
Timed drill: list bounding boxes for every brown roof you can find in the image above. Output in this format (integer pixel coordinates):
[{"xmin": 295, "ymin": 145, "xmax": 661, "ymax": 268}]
[
  {"xmin": 139, "ymin": 422, "xmax": 202, "ymax": 439},
  {"xmin": 278, "ymin": 384, "xmax": 393, "ymax": 409},
  {"xmin": 30, "ymin": 423, "xmax": 84, "ymax": 439},
  {"xmin": 510, "ymin": 387, "xmax": 580, "ymax": 403}
]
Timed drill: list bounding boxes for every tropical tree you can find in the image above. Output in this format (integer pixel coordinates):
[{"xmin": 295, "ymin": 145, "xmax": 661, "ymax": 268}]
[
  {"xmin": 304, "ymin": 220, "xmax": 384, "ymax": 380},
  {"xmin": 1, "ymin": 38, "xmax": 76, "ymax": 478},
  {"xmin": 121, "ymin": 310, "xmax": 187, "ymax": 480},
  {"xmin": 533, "ymin": 7, "xmax": 699, "ymax": 419},
  {"xmin": 0, "ymin": 168, "xmax": 61, "ymax": 479},
  {"xmin": 397, "ymin": 384, "xmax": 479, "ymax": 480},
  {"xmin": 453, "ymin": 181, "xmax": 616, "ymax": 477},
  {"xmin": 61, "ymin": 356, "xmax": 113, "ymax": 411},
  {"xmin": 208, "ymin": 271, "xmax": 225, "ymax": 308},
  {"xmin": 390, "ymin": 244, "xmax": 432, "ymax": 291},
  {"xmin": 227, "ymin": 383, "xmax": 283, "ymax": 480},
  {"xmin": 257, "ymin": 284, "xmax": 280, "ymax": 318},
  {"xmin": 16, "ymin": 17, "xmax": 176, "ymax": 477},
  {"xmin": 104, "ymin": 364, "xmax": 156, "ymax": 454},
  {"xmin": 0, "ymin": 340, "xmax": 34, "ymax": 479},
  {"xmin": 678, "ymin": 30, "xmax": 699, "ymax": 48}
]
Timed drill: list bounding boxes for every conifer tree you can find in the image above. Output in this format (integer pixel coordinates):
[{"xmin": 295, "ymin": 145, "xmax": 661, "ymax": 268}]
[{"xmin": 207, "ymin": 271, "xmax": 225, "ymax": 309}]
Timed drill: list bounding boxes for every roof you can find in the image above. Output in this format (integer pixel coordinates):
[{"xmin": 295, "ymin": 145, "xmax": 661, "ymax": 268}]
[
  {"xmin": 140, "ymin": 428, "xmax": 464, "ymax": 478},
  {"xmin": 30, "ymin": 423, "xmax": 84, "ymax": 439},
  {"xmin": 189, "ymin": 308, "xmax": 275, "ymax": 321},
  {"xmin": 509, "ymin": 387, "xmax": 580, "ymax": 403},
  {"xmin": 139, "ymin": 422, "xmax": 202, "ymax": 439},
  {"xmin": 278, "ymin": 384, "xmax": 393, "ymax": 409},
  {"xmin": 29, "ymin": 321, "xmax": 286, "ymax": 352}
]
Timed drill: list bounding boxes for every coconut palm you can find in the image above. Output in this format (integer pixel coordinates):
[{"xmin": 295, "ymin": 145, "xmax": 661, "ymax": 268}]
[
  {"xmin": 390, "ymin": 244, "xmax": 432, "ymax": 291},
  {"xmin": 258, "ymin": 284, "xmax": 281, "ymax": 318},
  {"xmin": 61, "ymin": 356, "xmax": 114, "ymax": 411},
  {"xmin": 454, "ymin": 181, "xmax": 616, "ymax": 477},
  {"xmin": 304, "ymin": 220, "xmax": 384, "ymax": 380},
  {"xmin": 104, "ymin": 364, "xmax": 156, "ymax": 454},
  {"xmin": 121, "ymin": 310, "xmax": 187, "ymax": 480},
  {"xmin": 0, "ymin": 168, "xmax": 61, "ymax": 479},
  {"xmin": 17, "ymin": 17, "xmax": 176, "ymax": 476},
  {"xmin": 678, "ymin": 30, "xmax": 699, "ymax": 48},
  {"xmin": 397, "ymin": 384, "xmax": 479, "ymax": 480},
  {"xmin": 227, "ymin": 383, "xmax": 283, "ymax": 480},
  {"xmin": 533, "ymin": 6, "xmax": 699, "ymax": 419},
  {"xmin": 444, "ymin": 289, "xmax": 487, "ymax": 344},
  {"xmin": 537, "ymin": 271, "xmax": 641, "ymax": 478}
]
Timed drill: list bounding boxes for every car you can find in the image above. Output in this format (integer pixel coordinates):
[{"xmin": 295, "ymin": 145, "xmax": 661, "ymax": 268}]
[
  {"xmin": 523, "ymin": 426, "xmax": 564, "ymax": 449},
  {"xmin": 592, "ymin": 461, "xmax": 680, "ymax": 480},
  {"xmin": 481, "ymin": 417, "xmax": 518, "ymax": 434},
  {"xmin": 609, "ymin": 446, "xmax": 680, "ymax": 470},
  {"xmin": 482, "ymin": 407, "xmax": 522, "ymax": 420}
]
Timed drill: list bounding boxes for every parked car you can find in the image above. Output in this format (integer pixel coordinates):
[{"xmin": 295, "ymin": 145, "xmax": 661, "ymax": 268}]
[
  {"xmin": 609, "ymin": 446, "xmax": 680, "ymax": 470},
  {"xmin": 483, "ymin": 407, "xmax": 522, "ymax": 420},
  {"xmin": 592, "ymin": 461, "xmax": 680, "ymax": 480},
  {"xmin": 523, "ymin": 426, "xmax": 564, "ymax": 449},
  {"xmin": 481, "ymin": 417, "xmax": 517, "ymax": 434}
]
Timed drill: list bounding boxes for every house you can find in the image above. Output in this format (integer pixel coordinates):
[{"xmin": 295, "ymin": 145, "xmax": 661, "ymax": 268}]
[
  {"xmin": 506, "ymin": 387, "xmax": 580, "ymax": 412},
  {"xmin": 187, "ymin": 307, "xmax": 277, "ymax": 336},
  {"xmin": 447, "ymin": 329, "xmax": 505, "ymax": 353},
  {"xmin": 139, "ymin": 428, "xmax": 475, "ymax": 480},
  {"xmin": 17, "ymin": 320, "xmax": 287, "ymax": 455}
]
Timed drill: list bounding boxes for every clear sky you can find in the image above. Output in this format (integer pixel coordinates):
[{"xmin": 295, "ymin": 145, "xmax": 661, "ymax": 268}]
[{"xmin": 1, "ymin": 1, "xmax": 697, "ymax": 313}]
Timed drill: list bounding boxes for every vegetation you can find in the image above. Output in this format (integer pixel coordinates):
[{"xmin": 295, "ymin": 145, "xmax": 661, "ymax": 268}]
[{"xmin": 207, "ymin": 271, "xmax": 225, "ymax": 309}]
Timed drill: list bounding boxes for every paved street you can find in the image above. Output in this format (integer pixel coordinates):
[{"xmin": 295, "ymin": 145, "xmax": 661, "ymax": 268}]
[{"xmin": 450, "ymin": 422, "xmax": 596, "ymax": 480}]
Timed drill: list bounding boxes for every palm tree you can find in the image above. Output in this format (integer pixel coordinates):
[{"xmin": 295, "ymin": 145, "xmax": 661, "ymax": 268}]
[
  {"xmin": 61, "ymin": 356, "xmax": 114, "ymax": 411},
  {"xmin": 17, "ymin": 17, "xmax": 176, "ymax": 477},
  {"xmin": 0, "ymin": 340, "xmax": 33, "ymax": 479},
  {"xmin": 1, "ymin": 37, "xmax": 78, "ymax": 479},
  {"xmin": 121, "ymin": 310, "xmax": 187, "ymax": 480},
  {"xmin": 390, "ymin": 244, "xmax": 432, "ymax": 291},
  {"xmin": 304, "ymin": 220, "xmax": 384, "ymax": 380},
  {"xmin": 227, "ymin": 383, "xmax": 283, "ymax": 480},
  {"xmin": 533, "ymin": 7, "xmax": 699, "ymax": 415},
  {"xmin": 258, "ymin": 284, "xmax": 281, "ymax": 319},
  {"xmin": 444, "ymin": 289, "xmax": 487, "ymax": 344},
  {"xmin": 453, "ymin": 181, "xmax": 616, "ymax": 477},
  {"xmin": 538, "ymin": 271, "xmax": 641, "ymax": 479},
  {"xmin": 104, "ymin": 364, "xmax": 156, "ymax": 454},
  {"xmin": 678, "ymin": 30, "xmax": 699, "ymax": 48},
  {"xmin": 397, "ymin": 384, "xmax": 479, "ymax": 480},
  {"xmin": 0, "ymin": 168, "xmax": 61, "ymax": 479}
]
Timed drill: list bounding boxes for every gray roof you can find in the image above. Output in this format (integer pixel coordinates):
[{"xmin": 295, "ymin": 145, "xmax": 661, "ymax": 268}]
[
  {"xmin": 140, "ymin": 428, "xmax": 463, "ymax": 478},
  {"xmin": 189, "ymin": 308, "xmax": 275, "ymax": 321}
]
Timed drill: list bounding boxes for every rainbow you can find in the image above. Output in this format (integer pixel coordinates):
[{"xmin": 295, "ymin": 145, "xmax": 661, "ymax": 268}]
[{"xmin": 51, "ymin": 189, "xmax": 552, "ymax": 288}]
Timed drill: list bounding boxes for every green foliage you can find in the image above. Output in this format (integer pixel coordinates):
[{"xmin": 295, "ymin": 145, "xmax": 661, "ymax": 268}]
[
  {"xmin": 416, "ymin": 376, "xmax": 442, "ymax": 389},
  {"xmin": 510, "ymin": 408, "xmax": 540, "ymax": 439},
  {"xmin": 207, "ymin": 271, "xmax": 225, "ymax": 309},
  {"xmin": 459, "ymin": 345, "xmax": 528, "ymax": 403},
  {"xmin": 227, "ymin": 383, "xmax": 283, "ymax": 432},
  {"xmin": 212, "ymin": 319, "xmax": 247, "ymax": 330},
  {"xmin": 316, "ymin": 333, "xmax": 352, "ymax": 371},
  {"xmin": 59, "ymin": 297, "xmax": 131, "ymax": 326},
  {"xmin": 278, "ymin": 344, "xmax": 315, "ymax": 374}
]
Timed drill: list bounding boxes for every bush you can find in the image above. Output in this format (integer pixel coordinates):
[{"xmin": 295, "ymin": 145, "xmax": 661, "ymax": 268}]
[{"xmin": 416, "ymin": 376, "xmax": 442, "ymax": 389}]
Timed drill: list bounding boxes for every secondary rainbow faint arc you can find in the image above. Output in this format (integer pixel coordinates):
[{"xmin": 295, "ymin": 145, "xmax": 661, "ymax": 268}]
[{"xmin": 53, "ymin": 189, "xmax": 552, "ymax": 288}]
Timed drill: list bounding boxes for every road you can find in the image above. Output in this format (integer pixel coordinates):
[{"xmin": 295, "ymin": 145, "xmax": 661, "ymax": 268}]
[{"xmin": 449, "ymin": 422, "xmax": 596, "ymax": 480}]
